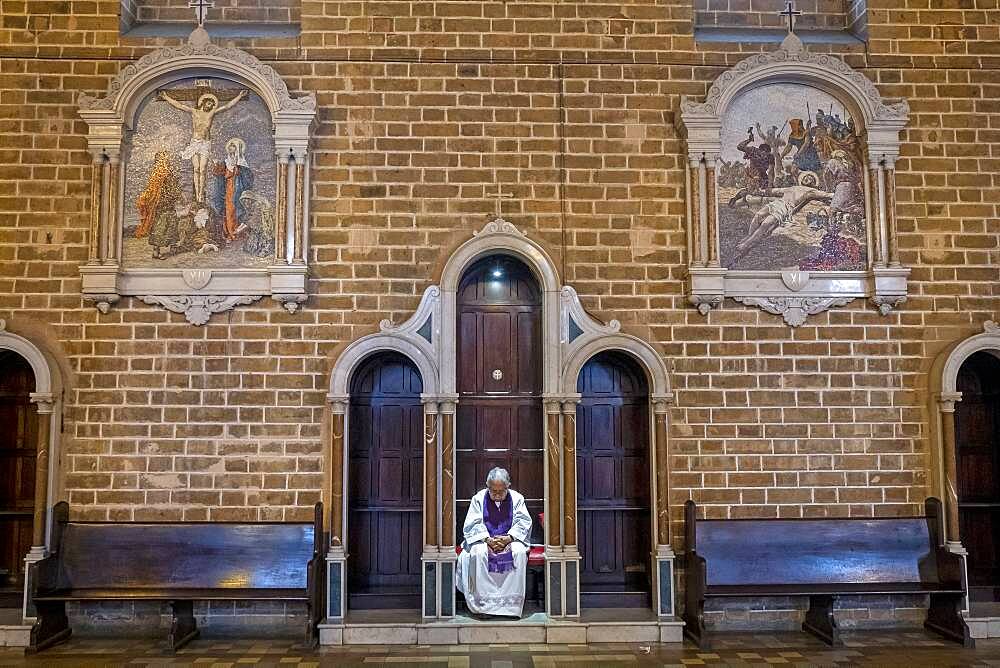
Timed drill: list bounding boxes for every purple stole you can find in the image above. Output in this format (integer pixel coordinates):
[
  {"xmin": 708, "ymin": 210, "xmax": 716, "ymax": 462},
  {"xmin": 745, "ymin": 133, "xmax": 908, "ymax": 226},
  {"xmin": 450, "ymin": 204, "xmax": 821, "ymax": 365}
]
[{"xmin": 484, "ymin": 492, "xmax": 515, "ymax": 574}]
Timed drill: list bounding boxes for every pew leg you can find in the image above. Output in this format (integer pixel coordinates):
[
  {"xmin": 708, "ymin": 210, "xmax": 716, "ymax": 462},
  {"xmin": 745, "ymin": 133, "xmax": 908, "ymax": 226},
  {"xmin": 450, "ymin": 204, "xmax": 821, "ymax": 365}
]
[
  {"xmin": 166, "ymin": 600, "xmax": 200, "ymax": 652},
  {"xmin": 926, "ymin": 592, "xmax": 974, "ymax": 648},
  {"xmin": 682, "ymin": 598, "xmax": 710, "ymax": 649},
  {"xmin": 803, "ymin": 595, "xmax": 840, "ymax": 646},
  {"xmin": 27, "ymin": 600, "xmax": 71, "ymax": 653}
]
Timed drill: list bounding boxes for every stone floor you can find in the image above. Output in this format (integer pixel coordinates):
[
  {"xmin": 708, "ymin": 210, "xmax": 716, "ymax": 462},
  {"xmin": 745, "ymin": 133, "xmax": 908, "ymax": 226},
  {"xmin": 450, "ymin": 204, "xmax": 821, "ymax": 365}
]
[{"xmin": 0, "ymin": 630, "xmax": 998, "ymax": 666}]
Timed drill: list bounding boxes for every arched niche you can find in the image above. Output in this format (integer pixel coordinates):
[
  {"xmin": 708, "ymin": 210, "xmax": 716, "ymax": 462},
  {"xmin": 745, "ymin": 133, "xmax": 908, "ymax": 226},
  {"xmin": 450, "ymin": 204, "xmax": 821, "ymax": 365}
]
[
  {"xmin": 323, "ymin": 219, "xmax": 677, "ymax": 624},
  {"xmin": 77, "ymin": 26, "xmax": 316, "ymax": 324},
  {"xmin": 929, "ymin": 321, "xmax": 1000, "ymax": 561},
  {"xmin": 0, "ymin": 320, "xmax": 63, "ymax": 622},
  {"xmin": 677, "ymin": 32, "xmax": 910, "ymax": 326}
]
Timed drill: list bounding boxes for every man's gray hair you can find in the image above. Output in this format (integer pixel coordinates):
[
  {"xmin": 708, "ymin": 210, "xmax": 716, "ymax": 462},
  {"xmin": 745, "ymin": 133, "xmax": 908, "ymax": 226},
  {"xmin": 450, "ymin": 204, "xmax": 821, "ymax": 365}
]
[{"xmin": 486, "ymin": 467, "xmax": 511, "ymax": 487}]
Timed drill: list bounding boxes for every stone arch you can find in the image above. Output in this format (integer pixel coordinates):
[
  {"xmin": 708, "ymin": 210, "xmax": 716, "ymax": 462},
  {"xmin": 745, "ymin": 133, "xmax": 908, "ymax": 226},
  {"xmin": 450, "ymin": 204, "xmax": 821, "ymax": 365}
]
[
  {"xmin": 560, "ymin": 334, "xmax": 671, "ymax": 400},
  {"xmin": 0, "ymin": 319, "xmax": 64, "ymax": 621},
  {"xmin": 934, "ymin": 321, "xmax": 1000, "ymax": 397},
  {"xmin": 329, "ymin": 334, "xmax": 439, "ymax": 399},
  {"xmin": 929, "ymin": 321, "xmax": 1000, "ymax": 554}
]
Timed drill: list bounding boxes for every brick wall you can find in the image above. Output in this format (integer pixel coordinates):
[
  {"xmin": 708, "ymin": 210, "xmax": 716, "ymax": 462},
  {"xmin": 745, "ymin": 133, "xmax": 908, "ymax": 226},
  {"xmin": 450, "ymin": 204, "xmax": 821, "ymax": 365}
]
[
  {"xmin": 0, "ymin": 1, "xmax": 998, "ymax": 559},
  {"xmin": 132, "ymin": 0, "xmax": 301, "ymax": 25},
  {"xmin": 694, "ymin": 0, "xmax": 854, "ymax": 31}
]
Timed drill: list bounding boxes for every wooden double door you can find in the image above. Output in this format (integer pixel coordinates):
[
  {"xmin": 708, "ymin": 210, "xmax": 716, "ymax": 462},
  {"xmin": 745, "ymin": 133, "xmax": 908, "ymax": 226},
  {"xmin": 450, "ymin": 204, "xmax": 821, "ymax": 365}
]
[
  {"xmin": 455, "ymin": 255, "xmax": 544, "ymax": 545},
  {"xmin": 577, "ymin": 351, "xmax": 651, "ymax": 608},
  {"xmin": 955, "ymin": 351, "xmax": 1000, "ymax": 602},
  {"xmin": 0, "ymin": 350, "xmax": 37, "ymax": 605},
  {"xmin": 347, "ymin": 352, "xmax": 424, "ymax": 609}
]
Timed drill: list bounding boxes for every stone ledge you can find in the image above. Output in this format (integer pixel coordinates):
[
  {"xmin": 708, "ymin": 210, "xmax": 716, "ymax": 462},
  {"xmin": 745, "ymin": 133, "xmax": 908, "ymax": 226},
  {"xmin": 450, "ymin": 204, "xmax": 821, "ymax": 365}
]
[{"xmin": 0, "ymin": 624, "xmax": 31, "ymax": 648}]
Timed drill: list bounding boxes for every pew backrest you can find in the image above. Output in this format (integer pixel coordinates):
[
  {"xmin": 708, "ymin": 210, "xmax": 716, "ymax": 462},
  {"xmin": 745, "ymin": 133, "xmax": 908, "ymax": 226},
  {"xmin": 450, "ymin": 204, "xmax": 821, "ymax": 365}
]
[{"xmin": 685, "ymin": 499, "xmax": 956, "ymax": 589}]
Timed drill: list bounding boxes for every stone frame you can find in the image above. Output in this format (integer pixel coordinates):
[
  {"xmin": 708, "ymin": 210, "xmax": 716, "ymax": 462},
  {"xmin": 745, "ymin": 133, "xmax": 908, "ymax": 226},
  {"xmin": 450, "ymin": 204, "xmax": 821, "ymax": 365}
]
[
  {"xmin": 677, "ymin": 32, "xmax": 910, "ymax": 326},
  {"xmin": 0, "ymin": 320, "xmax": 62, "ymax": 623},
  {"xmin": 76, "ymin": 27, "xmax": 316, "ymax": 324},
  {"xmin": 323, "ymin": 219, "xmax": 677, "ymax": 627},
  {"xmin": 929, "ymin": 320, "xmax": 1000, "ymax": 614}
]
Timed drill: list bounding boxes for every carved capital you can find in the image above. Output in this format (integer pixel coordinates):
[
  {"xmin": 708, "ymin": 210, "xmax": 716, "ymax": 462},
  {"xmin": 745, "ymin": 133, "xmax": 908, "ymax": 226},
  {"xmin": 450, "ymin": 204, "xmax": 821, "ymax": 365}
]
[
  {"xmin": 938, "ymin": 391, "xmax": 962, "ymax": 413},
  {"xmin": 651, "ymin": 393, "xmax": 675, "ymax": 413},
  {"xmin": 29, "ymin": 392, "xmax": 55, "ymax": 414},
  {"xmin": 326, "ymin": 394, "xmax": 350, "ymax": 412}
]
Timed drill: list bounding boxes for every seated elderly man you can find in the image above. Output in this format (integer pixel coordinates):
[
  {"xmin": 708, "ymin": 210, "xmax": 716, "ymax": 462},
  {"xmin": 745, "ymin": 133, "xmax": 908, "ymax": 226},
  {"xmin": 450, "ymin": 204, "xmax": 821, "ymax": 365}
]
[{"xmin": 456, "ymin": 467, "xmax": 532, "ymax": 617}]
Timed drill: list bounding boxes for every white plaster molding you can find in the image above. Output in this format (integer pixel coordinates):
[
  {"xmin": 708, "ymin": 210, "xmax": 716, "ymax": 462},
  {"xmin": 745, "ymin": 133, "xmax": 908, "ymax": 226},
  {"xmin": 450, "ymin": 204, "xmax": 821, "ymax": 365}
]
[
  {"xmin": 139, "ymin": 294, "xmax": 263, "ymax": 326},
  {"xmin": 678, "ymin": 33, "xmax": 911, "ymax": 325},
  {"xmin": 329, "ymin": 333, "xmax": 440, "ymax": 398},
  {"xmin": 77, "ymin": 27, "xmax": 317, "ymax": 323},
  {"xmin": 935, "ymin": 321, "xmax": 1000, "ymax": 396},
  {"xmin": 559, "ymin": 286, "xmax": 620, "ymax": 345},
  {"xmin": 440, "ymin": 218, "xmax": 561, "ymax": 294},
  {"xmin": 0, "ymin": 327, "xmax": 53, "ymax": 395},
  {"xmin": 732, "ymin": 296, "xmax": 855, "ymax": 327},
  {"xmin": 560, "ymin": 333, "xmax": 671, "ymax": 397}
]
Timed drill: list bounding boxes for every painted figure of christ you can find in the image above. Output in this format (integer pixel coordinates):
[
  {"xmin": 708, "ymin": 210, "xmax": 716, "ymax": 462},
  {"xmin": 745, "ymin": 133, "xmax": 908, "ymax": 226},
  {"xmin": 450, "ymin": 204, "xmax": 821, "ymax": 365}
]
[
  {"xmin": 159, "ymin": 88, "xmax": 248, "ymax": 204},
  {"xmin": 456, "ymin": 467, "xmax": 532, "ymax": 617}
]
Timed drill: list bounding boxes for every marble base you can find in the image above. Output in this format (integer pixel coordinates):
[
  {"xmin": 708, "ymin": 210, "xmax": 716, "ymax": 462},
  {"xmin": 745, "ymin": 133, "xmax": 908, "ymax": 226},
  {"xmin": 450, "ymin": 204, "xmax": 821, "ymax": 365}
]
[
  {"xmin": 965, "ymin": 616, "xmax": 1000, "ymax": 639},
  {"xmin": 318, "ymin": 609, "xmax": 685, "ymax": 646},
  {"xmin": 0, "ymin": 624, "xmax": 31, "ymax": 647}
]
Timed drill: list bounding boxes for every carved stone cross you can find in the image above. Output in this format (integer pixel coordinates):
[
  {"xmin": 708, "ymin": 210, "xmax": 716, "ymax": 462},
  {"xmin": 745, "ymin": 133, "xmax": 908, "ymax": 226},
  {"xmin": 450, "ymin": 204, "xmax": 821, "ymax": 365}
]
[
  {"xmin": 485, "ymin": 184, "xmax": 514, "ymax": 218},
  {"xmin": 189, "ymin": 0, "xmax": 214, "ymax": 27},
  {"xmin": 779, "ymin": 1, "xmax": 802, "ymax": 33}
]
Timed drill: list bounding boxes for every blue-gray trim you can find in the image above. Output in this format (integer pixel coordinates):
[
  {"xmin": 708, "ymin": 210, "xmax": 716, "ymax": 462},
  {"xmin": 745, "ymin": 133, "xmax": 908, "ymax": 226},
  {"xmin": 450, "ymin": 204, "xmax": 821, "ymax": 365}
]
[
  {"xmin": 417, "ymin": 316, "xmax": 433, "ymax": 343},
  {"xmin": 658, "ymin": 560, "xmax": 673, "ymax": 616},
  {"xmin": 424, "ymin": 562, "xmax": 437, "ymax": 617},
  {"xmin": 440, "ymin": 562, "xmax": 454, "ymax": 616},
  {"xmin": 327, "ymin": 562, "xmax": 343, "ymax": 619},
  {"xmin": 548, "ymin": 562, "xmax": 563, "ymax": 617},
  {"xmin": 568, "ymin": 317, "xmax": 584, "ymax": 343},
  {"xmin": 565, "ymin": 560, "xmax": 578, "ymax": 616}
]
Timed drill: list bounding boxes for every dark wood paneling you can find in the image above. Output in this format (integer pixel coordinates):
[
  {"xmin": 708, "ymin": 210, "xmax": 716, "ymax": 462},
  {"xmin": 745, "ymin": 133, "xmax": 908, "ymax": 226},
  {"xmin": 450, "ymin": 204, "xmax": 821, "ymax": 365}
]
[
  {"xmin": 577, "ymin": 351, "xmax": 651, "ymax": 606},
  {"xmin": 348, "ymin": 353, "xmax": 424, "ymax": 609},
  {"xmin": 0, "ymin": 351, "xmax": 37, "ymax": 591},
  {"xmin": 955, "ymin": 351, "xmax": 1000, "ymax": 600},
  {"xmin": 456, "ymin": 256, "xmax": 544, "ymax": 543}
]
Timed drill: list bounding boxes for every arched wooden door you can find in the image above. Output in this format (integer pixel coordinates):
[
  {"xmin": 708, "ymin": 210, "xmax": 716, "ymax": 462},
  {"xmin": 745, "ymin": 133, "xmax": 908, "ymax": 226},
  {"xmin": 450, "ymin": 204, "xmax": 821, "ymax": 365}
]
[
  {"xmin": 0, "ymin": 350, "xmax": 37, "ymax": 607},
  {"xmin": 455, "ymin": 255, "xmax": 544, "ymax": 545},
  {"xmin": 955, "ymin": 350, "xmax": 1000, "ymax": 602},
  {"xmin": 577, "ymin": 351, "xmax": 651, "ymax": 608},
  {"xmin": 347, "ymin": 352, "xmax": 424, "ymax": 610}
]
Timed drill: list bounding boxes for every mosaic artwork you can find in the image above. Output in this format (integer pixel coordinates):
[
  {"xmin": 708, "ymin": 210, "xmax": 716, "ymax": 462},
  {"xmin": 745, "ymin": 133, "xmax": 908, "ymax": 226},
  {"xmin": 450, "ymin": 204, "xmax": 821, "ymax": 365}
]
[
  {"xmin": 717, "ymin": 83, "xmax": 868, "ymax": 272},
  {"xmin": 123, "ymin": 78, "xmax": 276, "ymax": 269}
]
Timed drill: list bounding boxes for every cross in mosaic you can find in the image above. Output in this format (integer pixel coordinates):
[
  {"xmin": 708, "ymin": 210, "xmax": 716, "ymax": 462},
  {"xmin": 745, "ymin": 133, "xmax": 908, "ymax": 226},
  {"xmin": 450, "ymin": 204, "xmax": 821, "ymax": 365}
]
[
  {"xmin": 779, "ymin": 1, "xmax": 802, "ymax": 33},
  {"xmin": 188, "ymin": 0, "xmax": 215, "ymax": 27}
]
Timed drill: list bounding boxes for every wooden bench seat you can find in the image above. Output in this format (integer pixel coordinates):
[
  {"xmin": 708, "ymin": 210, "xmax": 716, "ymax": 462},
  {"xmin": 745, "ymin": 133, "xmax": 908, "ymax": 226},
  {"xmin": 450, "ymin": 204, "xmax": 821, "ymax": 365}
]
[
  {"xmin": 683, "ymin": 498, "xmax": 973, "ymax": 649},
  {"xmin": 28, "ymin": 502, "xmax": 326, "ymax": 653}
]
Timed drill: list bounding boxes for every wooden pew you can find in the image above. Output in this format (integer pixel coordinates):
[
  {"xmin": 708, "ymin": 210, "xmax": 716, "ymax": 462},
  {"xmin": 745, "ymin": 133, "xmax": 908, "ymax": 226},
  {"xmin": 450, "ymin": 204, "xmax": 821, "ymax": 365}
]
[
  {"xmin": 27, "ymin": 502, "xmax": 325, "ymax": 653},
  {"xmin": 682, "ymin": 498, "xmax": 972, "ymax": 649}
]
